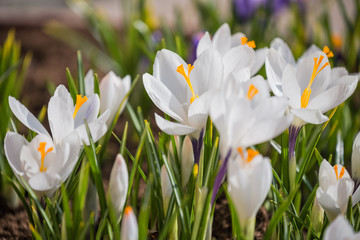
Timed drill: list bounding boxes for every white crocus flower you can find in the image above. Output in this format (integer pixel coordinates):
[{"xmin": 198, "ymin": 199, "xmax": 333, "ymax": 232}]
[
  {"xmin": 181, "ymin": 136, "xmax": 194, "ymax": 188},
  {"xmin": 107, "ymin": 154, "xmax": 129, "ymax": 220},
  {"xmin": 196, "ymin": 23, "xmax": 268, "ymax": 76},
  {"xmin": 121, "ymin": 206, "xmax": 139, "ymax": 240},
  {"xmin": 266, "ymin": 41, "xmax": 357, "ymax": 127},
  {"xmin": 324, "ymin": 215, "xmax": 360, "ymax": 240},
  {"xmin": 9, "ymin": 84, "xmax": 110, "ymax": 146},
  {"xmin": 228, "ymin": 150, "xmax": 272, "ymax": 233},
  {"xmin": 316, "ymin": 160, "xmax": 354, "ymax": 222},
  {"xmin": 85, "ymin": 70, "xmax": 131, "ymax": 127},
  {"xmin": 210, "ymin": 71, "xmax": 292, "ymax": 156},
  {"xmin": 4, "ymin": 131, "xmax": 81, "ymax": 197},
  {"xmin": 143, "ymin": 48, "xmax": 223, "ymax": 165},
  {"xmin": 210, "ymin": 73, "xmax": 292, "ymax": 204}
]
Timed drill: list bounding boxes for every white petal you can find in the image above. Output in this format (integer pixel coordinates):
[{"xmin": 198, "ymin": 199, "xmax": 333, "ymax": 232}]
[
  {"xmin": 143, "ymin": 73, "xmax": 186, "ymax": 122},
  {"xmin": 108, "ymin": 154, "xmax": 129, "ymax": 219},
  {"xmin": 324, "ymin": 216, "xmax": 356, "ymax": 240},
  {"xmin": 53, "ymin": 85, "xmax": 74, "ymax": 111},
  {"xmin": 74, "ymin": 94, "xmax": 101, "ymax": 127},
  {"xmin": 191, "ymin": 48, "xmax": 223, "ymax": 94},
  {"xmin": 230, "ymin": 32, "xmax": 246, "ymax": 48},
  {"xmin": 223, "ymin": 45, "xmax": 255, "ymax": 81},
  {"xmin": 8, "ymin": 96, "xmax": 50, "ymax": 137},
  {"xmin": 187, "ymin": 93, "xmax": 210, "ymax": 130},
  {"xmin": 250, "ymin": 47, "xmax": 268, "ymax": 76},
  {"xmin": 121, "ymin": 207, "xmax": 138, "ymax": 240},
  {"xmin": 155, "ymin": 113, "xmax": 198, "ymax": 136},
  {"xmin": 75, "ymin": 110, "xmax": 110, "ymax": 145},
  {"xmin": 290, "ymin": 108, "xmax": 328, "ymax": 125},
  {"xmin": 270, "ymin": 38, "xmax": 295, "ymax": 65},
  {"xmin": 153, "ymin": 49, "xmax": 189, "ymax": 102},
  {"xmin": 84, "ymin": 69, "xmax": 95, "ymax": 96},
  {"xmin": 28, "ymin": 172, "xmax": 60, "ymax": 196},
  {"xmin": 265, "ymin": 49, "xmax": 287, "ymax": 96},
  {"xmin": 4, "ymin": 132, "xmax": 27, "ymax": 177},
  {"xmin": 352, "ymin": 132, "xmax": 360, "ymax": 179},
  {"xmin": 212, "ymin": 23, "xmax": 231, "ymax": 56},
  {"xmin": 181, "ymin": 136, "xmax": 194, "ymax": 188},
  {"xmin": 196, "ymin": 32, "xmax": 212, "ymax": 57},
  {"xmin": 48, "ymin": 94, "xmax": 74, "ymax": 144},
  {"xmin": 282, "ymin": 64, "xmax": 301, "ymax": 108}
]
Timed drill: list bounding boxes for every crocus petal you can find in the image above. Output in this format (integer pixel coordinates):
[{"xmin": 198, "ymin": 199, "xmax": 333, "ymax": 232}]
[
  {"xmin": 75, "ymin": 110, "xmax": 110, "ymax": 145},
  {"xmin": 53, "ymin": 85, "xmax": 75, "ymax": 111},
  {"xmin": 155, "ymin": 113, "xmax": 198, "ymax": 136},
  {"xmin": 223, "ymin": 45, "xmax": 255, "ymax": 81},
  {"xmin": 265, "ymin": 48, "xmax": 287, "ymax": 96},
  {"xmin": 28, "ymin": 172, "xmax": 61, "ymax": 196},
  {"xmin": 191, "ymin": 48, "xmax": 223, "ymax": 94},
  {"xmin": 352, "ymin": 132, "xmax": 360, "ymax": 179},
  {"xmin": 153, "ymin": 49, "xmax": 189, "ymax": 102},
  {"xmin": 74, "ymin": 94, "xmax": 101, "ymax": 127},
  {"xmin": 250, "ymin": 47, "xmax": 268, "ymax": 76},
  {"xmin": 324, "ymin": 215, "xmax": 358, "ymax": 240},
  {"xmin": 270, "ymin": 38, "xmax": 295, "ymax": 65},
  {"xmin": 48, "ymin": 94, "xmax": 74, "ymax": 144},
  {"xmin": 187, "ymin": 92, "xmax": 211, "ymax": 130},
  {"xmin": 84, "ymin": 69, "xmax": 95, "ymax": 96},
  {"xmin": 212, "ymin": 23, "xmax": 231, "ymax": 56},
  {"xmin": 143, "ymin": 73, "xmax": 186, "ymax": 122},
  {"xmin": 108, "ymin": 154, "xmax": 129, "ymax": 219},
  {"xmin": 4, "ymin": 132, "xmax": 27, "ymax": 177},
  {"xmin": 121, "ymin": 207, "xmax": 138, "ymax": 240},
  {"xmin": 290, "ymin": 108, "xmax": 328, "ymax": 125},
  {"xmin": 196, "ymin": 32, "xmax": 212, "ymax": 57},
  {"xmin": 282, "ymin": 64, "xmax": 301, "ymax": 108},
  {"xmin": 181, "ymin": 136, "xmax": 194, "ymax": 188},
  {"xmin": 230, "ymin": 32, "xmax": 246, "ymax": 48},
  {"xmin": 8, "ymin": 96, "xmax": 50, "ymax": 137}
]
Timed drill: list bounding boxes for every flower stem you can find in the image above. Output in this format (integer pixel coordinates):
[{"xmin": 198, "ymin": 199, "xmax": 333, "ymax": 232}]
[{"xmin": 244, "ymin": 217, "xmax": 255, "ymax": 240}]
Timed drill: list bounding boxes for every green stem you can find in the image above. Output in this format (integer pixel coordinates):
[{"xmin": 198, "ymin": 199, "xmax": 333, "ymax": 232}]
[{"xmin": 244, "ymin": 217, "xmax": 255, "ymax": 240}]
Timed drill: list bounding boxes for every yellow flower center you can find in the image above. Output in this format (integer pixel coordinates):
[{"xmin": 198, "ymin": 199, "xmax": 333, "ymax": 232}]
[
  {"xmin": 323, "ymin": 45, "xmax": 334, "ymax": 58},
  {"xmin": 247, "ymin": 84, "xmax": 259, "ymax": 100},
  {"xmin": 241, "ymin": 37, "xmax": 256, "ymax": 49},
  {"xmin": 73, "ymin": 95, "xmax": 88, "ymax": 119},
  {"xmin": 177, "ymin": 64, "xmax": 198, "ymax": 103},
  {"xmin": 334, "ymin": 165, "xmax": 345, "ymax": 180},
  {"xmin": 37, "ymin": 142, "xmax": 53, "ymax": 172},
  {"xmin": 237, "ymin": 147, "xmax": 259, "ymax": 163},
  {"xmin": 300, "ymin": 55, "xmax": 329, "ymax": 108}
]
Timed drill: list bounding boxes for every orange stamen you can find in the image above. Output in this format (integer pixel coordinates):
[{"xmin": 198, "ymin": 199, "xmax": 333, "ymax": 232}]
[
  {"xmin": 73, "ymin": 95, "xmax": 88, "ymax": 118},
  {"xmin": 37, "ymin": 142, "xmax": 53, "ymax": 172},
  {"xmin": 176, "ymin": 64, "xmax": 198, "ymax": 103},
  {"xmin": 333, "ymin": 165, "xmax": 346, "ymax": 180},
  {"xmin": 124, "ymin": 206, "xmax": 133, "ymax": 215},
  {"xmin": 241, "ymin": 37, "xmax": 256, "ymax": 49},
  {"xmin": 237, "ymin": 147, "xmax": 259, "ymax": 163},
  {"xmin": 247, "ymin": 84, "xmax": 259, "ymax": 100},
  {"xmin": 323, "ymin": 46, "xmax": 334, "ymax": 58},
  {"xmin": 300, "ymin": 56, "xmax": 329, "ymax": 108}
]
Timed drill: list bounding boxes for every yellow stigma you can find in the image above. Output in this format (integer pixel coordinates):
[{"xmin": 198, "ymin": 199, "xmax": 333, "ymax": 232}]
[
  {"xmin": 73, "ymin": 95, "xmax": 88, "ymax": 119},
  {"xmin": 241, "ymin": 37, "xmax": 256, "ymax": 49},
  {"xmin": 323, "ymin": 46, "xmax": 334, "ymax": 58},
  {"xmin": 193, "ymin": 163, "xmax": 199, "ymax": 177},
  {"xmin": 237, "ymin": 147, "xmax": 259, "ymax": 163},
  {"xmin": 334, "ymin": 165, "xmax": 345, "ymax": 180},
  {"xmin": 37, "ymin": 142, "xmax": 53, "ymax": 172},
  {"xmin": 177, "ymin": 64, "xmax": 198, "ymax": 103},
  {"xmin": 247, "ymin": 84, "xmax": 259, "ymax": 100},
  {"xmin": 300, "ymin": 55, "xmax": 329, "ymax": 108}
]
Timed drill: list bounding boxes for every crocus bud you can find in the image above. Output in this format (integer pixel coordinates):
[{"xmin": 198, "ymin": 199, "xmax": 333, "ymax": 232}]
[
  {"xmin": 351, "ymin": 132, "xmax": 360, "ymax": 206},
  {"xmin": 99, "ymin": 72, "xmax": 131, "ymax": 127},
  {"xmin": 121, "ymin": 206, "xmax": 138, "ymax": 240},
  {"xmin": 310, "ymin": 198, "xmax": 324, "ymax": 234},
  {"xmin": 181, "ymin": 136, "xmax": 194, "ymax": 188},
  {"xmin": 161, "ymin": 165, "xmax": 172, "ymax": 213},
  {"xmin": 107, "ymin": 154, "xmax": 129, "ymax": 220}
]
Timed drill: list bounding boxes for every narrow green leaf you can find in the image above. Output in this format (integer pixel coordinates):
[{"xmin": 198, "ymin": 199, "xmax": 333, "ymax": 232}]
[
  {"xmin": 77, "ymin": 51, "xmax": 85, "ymax": 96},
  {"xmin": 66, "ymin": 67, "xmax": 78, "ymax": 102}
]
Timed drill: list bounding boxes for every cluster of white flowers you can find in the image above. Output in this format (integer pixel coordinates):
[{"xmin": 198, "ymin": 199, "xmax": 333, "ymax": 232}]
[
  {"xmin": 143, "ymin": 23, "xmax": 359, "ymax": 232},
  {"xmin": 4, "ymin": 71, "xmax": 130, "ymax": 197}
]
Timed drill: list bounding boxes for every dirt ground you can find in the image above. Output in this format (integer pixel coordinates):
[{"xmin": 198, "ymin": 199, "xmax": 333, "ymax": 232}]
[{"xmin": 0, "ymin": 26, "xmax": 269, "ymax": 239}]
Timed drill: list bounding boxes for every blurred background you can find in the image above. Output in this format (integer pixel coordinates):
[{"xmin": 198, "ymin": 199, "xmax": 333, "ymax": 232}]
[{"xmin": 0, "ymin": 0, "xmax": 359, "ymax": 158}]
